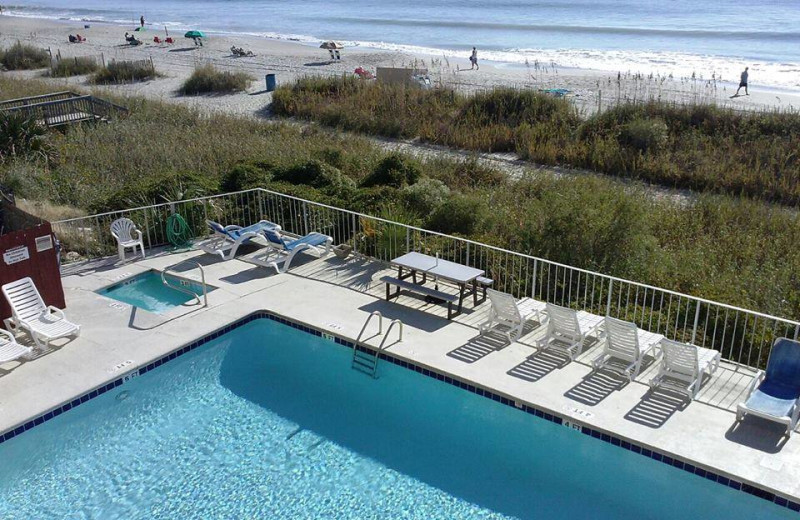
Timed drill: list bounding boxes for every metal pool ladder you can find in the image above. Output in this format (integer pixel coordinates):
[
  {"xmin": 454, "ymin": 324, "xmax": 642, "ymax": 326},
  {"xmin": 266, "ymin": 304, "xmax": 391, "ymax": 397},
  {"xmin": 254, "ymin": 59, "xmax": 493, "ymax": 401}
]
[
  {"xmin": 161, "ymin": 260, "xmax": 208, "ymax": 308},
  {"xmin": 351, "ymin": 311, "xmax": 403, "ymax": 378}
]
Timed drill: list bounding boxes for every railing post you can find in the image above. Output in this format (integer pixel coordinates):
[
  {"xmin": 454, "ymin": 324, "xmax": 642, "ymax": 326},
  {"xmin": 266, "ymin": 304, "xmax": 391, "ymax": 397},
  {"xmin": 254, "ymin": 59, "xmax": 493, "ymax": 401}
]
[
  {"xmin": 466, "ymin": 241, "xmax": 470, "ymax": 266},
  {"xmin": 144, "ymin": 211, "xmax": 152, "ymax": 250},
  {"xmin": 690, "ymin": 301, "xmax": 701, "ymax": 344},
  {"xmin": 405, "ymin": 227, "xmax": 410, "ymax": 253},
  {"xmin": 351, "ymin": 213, "xmax": 357, "ymax": 254},
  {"xmin": 302, "ymin": 201, "xmax": 309, "ymax": 235},
  {"xmin": 606, "ymin": 279, "xmax": 613, "ymax": 316},
  {"xmin": 532, "ymin": 259, "xmax": 538, "ymax": 298}
]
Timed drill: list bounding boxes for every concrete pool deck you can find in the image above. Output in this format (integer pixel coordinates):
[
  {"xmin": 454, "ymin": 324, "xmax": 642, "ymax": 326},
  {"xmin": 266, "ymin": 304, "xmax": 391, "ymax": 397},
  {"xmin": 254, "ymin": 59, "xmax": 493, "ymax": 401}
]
[{"xmin": 1, "ymin": 246, "xmax": 799, "ymax": 507}]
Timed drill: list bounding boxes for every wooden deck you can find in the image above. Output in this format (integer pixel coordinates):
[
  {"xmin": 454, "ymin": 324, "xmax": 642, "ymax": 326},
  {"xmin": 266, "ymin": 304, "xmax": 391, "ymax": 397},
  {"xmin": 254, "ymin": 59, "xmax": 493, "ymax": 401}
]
[{"xmin": 0, "ymin": 92, "xmax": 128, "ymax": 128}]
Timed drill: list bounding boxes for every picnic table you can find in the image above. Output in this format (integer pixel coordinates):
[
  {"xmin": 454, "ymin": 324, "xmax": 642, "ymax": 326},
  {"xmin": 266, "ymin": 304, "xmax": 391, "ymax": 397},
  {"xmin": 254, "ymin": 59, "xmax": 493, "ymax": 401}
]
[{"xmin": 388, "ymin": 252, "xmax": 487, "ymax": 317}]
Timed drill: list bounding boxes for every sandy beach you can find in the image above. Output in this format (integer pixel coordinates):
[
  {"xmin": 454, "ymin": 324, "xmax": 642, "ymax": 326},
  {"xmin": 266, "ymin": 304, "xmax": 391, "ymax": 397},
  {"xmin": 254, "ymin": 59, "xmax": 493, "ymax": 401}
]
[{"xmin": 2, "ymin": 16, "xmax": 799, "ymax": 118}]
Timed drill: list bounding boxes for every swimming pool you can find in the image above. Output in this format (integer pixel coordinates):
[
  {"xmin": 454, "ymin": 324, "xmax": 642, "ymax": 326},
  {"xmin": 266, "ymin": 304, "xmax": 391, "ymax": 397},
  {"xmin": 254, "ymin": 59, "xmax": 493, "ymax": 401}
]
[
  {"xmin": 0, "ymin": 317, "xmax": 793, "ymax": 519},
  {"xmin": 96, "ymin": 270, "xmax": 213, "ymax": 313}
]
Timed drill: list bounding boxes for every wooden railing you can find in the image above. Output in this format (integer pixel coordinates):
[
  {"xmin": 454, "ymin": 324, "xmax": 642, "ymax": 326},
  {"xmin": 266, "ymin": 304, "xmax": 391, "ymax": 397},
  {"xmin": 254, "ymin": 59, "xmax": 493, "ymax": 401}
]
[
  {"xmin": 0, "ymin": 94, "xmax": 128, "ymax": 127},
  {"xmin": 0, "ymin": 92, "xmax": 80, "ymax": 110}
]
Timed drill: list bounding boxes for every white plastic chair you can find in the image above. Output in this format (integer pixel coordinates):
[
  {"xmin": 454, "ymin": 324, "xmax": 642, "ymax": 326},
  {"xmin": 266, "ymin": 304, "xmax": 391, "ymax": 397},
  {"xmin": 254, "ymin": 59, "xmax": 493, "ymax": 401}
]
[
  {"xmin": 649, "ymin": 338, "xmax": 720, "ymax": 399},
  {"xmin": 2, "ymin": 277, "xmax": 80, "ymax": 349},
  {"xmin": 0, "ymin": 328, "xmax": 32, "ymax": 363},
  {"xmin": 479, "ymin": 289, "xmax": 546, "ymax": 343},
  {"xmin": 110, "ymin": 218, "xmax": 145, "ymax": 261},
  {"xmin": 592, "ymin": 317, "xmax": 663, "ymax": 381},
  {"xmin": 536, "ymin": 303, "xmax": 604, "ymax": 360}
]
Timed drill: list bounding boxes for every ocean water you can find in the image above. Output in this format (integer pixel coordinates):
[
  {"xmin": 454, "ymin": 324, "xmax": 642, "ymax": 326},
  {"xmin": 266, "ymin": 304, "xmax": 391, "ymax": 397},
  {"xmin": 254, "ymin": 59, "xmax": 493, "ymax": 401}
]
[
  {"xmin": 7, "ymin": 0, "xmax": 800, "ymax": 90},
  {"xmin": 0, "ymin": 317, "xmax": 793, "ymax": 519}
]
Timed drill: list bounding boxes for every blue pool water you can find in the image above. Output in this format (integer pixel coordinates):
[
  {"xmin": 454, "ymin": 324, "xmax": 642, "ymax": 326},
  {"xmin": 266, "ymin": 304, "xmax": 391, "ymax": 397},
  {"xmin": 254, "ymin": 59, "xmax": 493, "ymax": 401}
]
[
  {"xmin": 97, "ymin": 270, "xmax": 212, "ymax": 313},
  {"xmin": 0, "ymin": 318, "xmax": 792, "ymax": 519}
]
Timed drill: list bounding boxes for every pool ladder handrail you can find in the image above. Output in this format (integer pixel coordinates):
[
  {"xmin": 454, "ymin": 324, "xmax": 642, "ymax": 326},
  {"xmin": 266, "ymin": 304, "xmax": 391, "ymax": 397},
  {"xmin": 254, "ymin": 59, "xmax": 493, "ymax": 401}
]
[
  {"xmin": 161, "ymin": 260, "xmax": 208, "ymax": 308},
  {"xmin": 351, "ymin": 311, "xmax": 403, "ymax": 378}
]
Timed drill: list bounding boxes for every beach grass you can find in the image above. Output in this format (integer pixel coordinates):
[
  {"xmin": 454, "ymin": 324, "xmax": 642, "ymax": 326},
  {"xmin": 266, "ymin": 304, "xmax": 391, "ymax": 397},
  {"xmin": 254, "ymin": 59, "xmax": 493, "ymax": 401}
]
[
  {"xmin": 93, "ymin": 59, "xmax": 159, "ymax": 84},
  {"xmin": 0, "ymin": 41, "xmax": 50, "ymax": 70},
  {"xmin": 179, "ymin": 64, "xmax": 253, "ymax": 95},
  {"xmin": 49, "ymin": 56, "xmax": 100, "ymax": 77},
  {"xmin": 273, "ymin": 76, "xmax": 800, "ymax": 205},
  {"xmin": 1, "ymin": 75, "xmax": 798, "ymax": 322}
]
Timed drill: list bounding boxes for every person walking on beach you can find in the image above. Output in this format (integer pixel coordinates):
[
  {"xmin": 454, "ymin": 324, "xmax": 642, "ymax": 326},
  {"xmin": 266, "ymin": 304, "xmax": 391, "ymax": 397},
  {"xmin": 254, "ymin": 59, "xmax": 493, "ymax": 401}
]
[
  {"xmin": 140, "ymin": 15, "xmax": 145, "ymax": 28},
  {"xmin": 470, "ymin": 47, "xmax": 479, "ymax": 70},
  {"xmin": 735, "ymin": 67, "xmax": 749, "ymax": 96}
]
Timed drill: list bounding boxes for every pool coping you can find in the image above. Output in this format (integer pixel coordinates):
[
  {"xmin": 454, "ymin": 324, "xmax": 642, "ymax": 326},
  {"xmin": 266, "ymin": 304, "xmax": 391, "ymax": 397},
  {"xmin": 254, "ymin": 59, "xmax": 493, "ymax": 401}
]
[{"xmin": 1, "ymin": 310, "xmax": 798, "ymax": 514}]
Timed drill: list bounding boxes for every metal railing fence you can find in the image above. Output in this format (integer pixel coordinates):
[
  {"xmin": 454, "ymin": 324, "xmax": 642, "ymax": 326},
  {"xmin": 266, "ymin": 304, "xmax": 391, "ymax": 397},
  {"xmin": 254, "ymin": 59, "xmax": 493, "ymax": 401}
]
[{"xmin": 53, "ymin": 188, "xmax": 800, "ymax": 370}]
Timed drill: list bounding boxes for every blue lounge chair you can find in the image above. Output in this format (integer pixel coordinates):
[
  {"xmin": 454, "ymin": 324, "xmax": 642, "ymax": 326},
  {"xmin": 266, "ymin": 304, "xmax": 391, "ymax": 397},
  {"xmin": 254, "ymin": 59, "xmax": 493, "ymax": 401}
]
[
  {"xmin": 255, "ymin": 228, "xmax": 332, "ymax": 273},
  {"xmin": 736, "ymin": 338, "xmax": 800, "ymax": 436},
  {"xmin": 199, "ymin": 220, "xmax": 279, "ymax": 260}
]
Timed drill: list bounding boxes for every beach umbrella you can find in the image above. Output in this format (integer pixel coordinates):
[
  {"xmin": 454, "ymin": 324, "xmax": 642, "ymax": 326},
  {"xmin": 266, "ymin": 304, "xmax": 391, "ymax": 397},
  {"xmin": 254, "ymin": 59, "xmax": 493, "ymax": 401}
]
[
  {"xmin": 319, "ymin": 41, "xmax": 343, "ymax": 50},
  {"xmin": 184, "ymin": 30, "xmax": 206, "ymax": 39}
]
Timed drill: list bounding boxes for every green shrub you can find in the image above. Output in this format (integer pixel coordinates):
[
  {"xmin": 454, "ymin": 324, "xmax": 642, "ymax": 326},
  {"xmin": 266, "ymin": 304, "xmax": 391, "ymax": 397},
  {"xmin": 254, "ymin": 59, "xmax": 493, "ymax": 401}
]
[
  {"xmin": 427, "ymin": 195, "xmax": 486, "ymax": 235},
  {"xmin": 618, "ymin": 118, "xmax": 669, "ymax": 153},
  {"xmin": 361, "ymin": 154, "xmax": 421, "ymax": 188},
  {"xmin": 49, "ymin": 56, "xmax": 99, "ymax": 77},
  {"xmin": 273, "ymin": 78, "xmax": 800, "ymax": 205},
  {"xmin": 93, "ymin": 59, "xmax": 158, "ymax": 84},
  {"xmin": 221, "ymin": 161, "xmax": 275, "ymax": 192},
  {"xmin": 0, "ymin": 112, "xmax": 49, "ymax": 161},
  {"xmin": 347, "ymin": 186, "xmax": 403, "ymax": 213},
  {"xmin": 402, "ymin": 177, "xmax": 450, "ymax": 214},
  {"xmin": 179, "ymin": 65, "xmax": 252, "ymax": 95},
  {"xmin": 92, "ymin": 171, "xmax": 218, "ymax": 213},
  {"xmin": 0, "ymin": 42, "xmax": 50, "ymax": 70}
]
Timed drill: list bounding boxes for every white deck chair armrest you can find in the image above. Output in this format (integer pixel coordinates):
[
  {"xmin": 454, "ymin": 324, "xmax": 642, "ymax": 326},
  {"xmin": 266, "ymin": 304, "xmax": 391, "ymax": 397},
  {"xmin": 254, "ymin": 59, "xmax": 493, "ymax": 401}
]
[
  {"xmin": 134, "ymin": 228, "xmax": 143, "ymax": 240},
  {"xmin": 0, "ymin": 328, "xmax": 15, "ymax": 342},
  {"xmin": 792, "ymin": 400, "xmax": 800, "ymax": 426},
  {"xmin": 46, "ymin": 306, "xmax": 66, "ymax": 319},
  {"xmin": 744, "ymin": 370, "xmax": 765, "ymax": 399},
  {"xmin": 223, "ymin": 225, "xmax": 243, "ymax": 232},
  {"xmin": 236, "ymin": 231, "xmax": 261, "ymax": 242}
]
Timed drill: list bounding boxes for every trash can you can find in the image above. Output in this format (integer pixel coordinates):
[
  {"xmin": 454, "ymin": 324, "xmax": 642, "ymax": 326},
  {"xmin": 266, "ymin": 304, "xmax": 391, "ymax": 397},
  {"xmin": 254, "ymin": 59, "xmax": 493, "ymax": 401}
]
[{"xmin": 265, "ymin": 74, "xmax": 276, "ymax": 92}]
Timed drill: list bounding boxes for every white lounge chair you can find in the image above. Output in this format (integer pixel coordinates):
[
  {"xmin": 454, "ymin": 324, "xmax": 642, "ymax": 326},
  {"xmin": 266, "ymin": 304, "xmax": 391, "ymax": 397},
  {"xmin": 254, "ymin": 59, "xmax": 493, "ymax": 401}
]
[
  {"xmin": 649, "ymin": 338, "xmax": 720, "ymax": 399},
  {"xmin": 737, "ymin": 338, "xmax": 800, "ymax": 436},
  {"xmin": 199, "ymin": 220, "xmax": 279, "ymax": 261},
  {"xmin": 535, "ymin": 303, "xmax": 604, "ymax": 360},
  {"xmin": 2, "ymin": 277, "xmax": 80, "ymax": 349},
  {"xmin": 0, "ymin": 328, "xmax": 32, "ymax": 363},
  {"xmin": 479, "ymin": 289, "xmax": 546, "ymax": 343},
  {"xmin": 592, "ymin": 317, "xmax": 663, "ymax": 381},
  {"xmin": 110, "ymin": 217, "xmax": 145, "ymax": 261},
  {"xmin": 254, "ymin": 228, "xmax": 332, "ymax": 273}
]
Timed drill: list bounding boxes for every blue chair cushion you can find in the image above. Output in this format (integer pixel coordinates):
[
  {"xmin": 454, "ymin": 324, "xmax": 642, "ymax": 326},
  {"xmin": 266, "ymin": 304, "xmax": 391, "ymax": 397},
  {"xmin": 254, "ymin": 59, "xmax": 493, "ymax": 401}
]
[
  {"xmin": 229, "ymin": 221, "xmax": 276, "ymax": 241},
  {"xmin": 745, "ymin": 338, "xmax": 800, "ymax": 418},
  {"xmin": 207, "ymin": 221, "xmax": 226, "ymax": 235},
  {"xmin": 263, "ymin": 228, "xmax": 286, "ymax": 247},
  {"xmin": 766, "ymin": 338, "xmax": 800, "ymax": 390},
  {"xmin": 284, "ymin": 233, "xmax": 328, "ymax": 251},
  {"xmin": 745, "ymin": 383, "xmax": 798, "ymax": 418}
]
